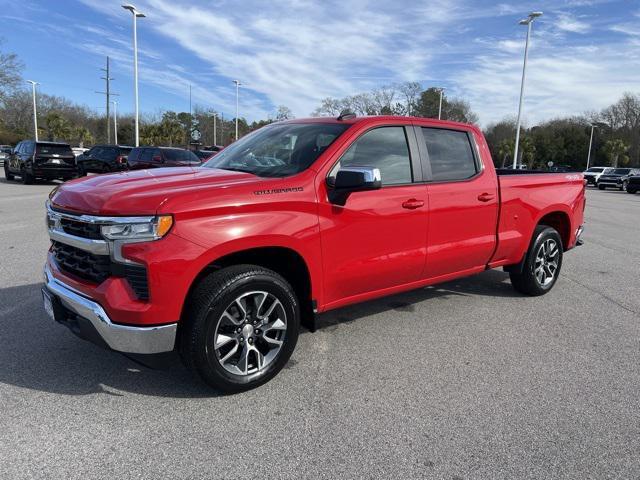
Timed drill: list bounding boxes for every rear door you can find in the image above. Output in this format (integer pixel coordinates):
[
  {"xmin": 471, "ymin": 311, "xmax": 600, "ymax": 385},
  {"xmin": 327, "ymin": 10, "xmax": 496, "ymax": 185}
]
[
  {"xmin": 318, "ymin": 124, "xmax": 428, "ymax": 306},
  {"xmin": 417, "ymin": 126, "xmax": 498, "ymax": 279}
]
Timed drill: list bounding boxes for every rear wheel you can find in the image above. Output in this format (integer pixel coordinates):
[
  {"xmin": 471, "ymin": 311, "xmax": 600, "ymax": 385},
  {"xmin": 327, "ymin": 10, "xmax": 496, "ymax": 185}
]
[
  {"xmin": 598, "ymin": 184, "xmax": 605, "ymax": 190},
  {"xmin": 510, "ymin": 225, "xmax": 563, "ymax": 296},
  {"xmin": 180, "ymin": 265, "xmax": 300, "ymax": 393},
  {"xmin": 3, "ymin": 162, "xmax": 14, "ymax": 181}
]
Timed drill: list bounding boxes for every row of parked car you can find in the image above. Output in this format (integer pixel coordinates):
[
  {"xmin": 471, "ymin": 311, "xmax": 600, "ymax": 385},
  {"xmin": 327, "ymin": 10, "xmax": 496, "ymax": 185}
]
[
  {"xmin": 2, "ymin": 139, "xmax": 223, "ymax": 184},
  {"xmin": 583, "ymin": 166, "xmax": 640, "ymax": 194}
]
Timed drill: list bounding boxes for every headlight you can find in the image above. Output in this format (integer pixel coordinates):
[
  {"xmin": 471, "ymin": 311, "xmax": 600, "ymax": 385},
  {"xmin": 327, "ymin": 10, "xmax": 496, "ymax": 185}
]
[{"xmin": 101, "ymin": 215, "xmax": 173, "ymax": 241}]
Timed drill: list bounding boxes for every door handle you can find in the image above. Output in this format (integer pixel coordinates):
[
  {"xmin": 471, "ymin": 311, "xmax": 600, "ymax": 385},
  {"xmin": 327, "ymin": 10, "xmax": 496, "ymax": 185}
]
[
  {"xmin": 402, "ymin": 199, "xmax": 424, "ymax": 209},
  {"xmin": 477, "ymin": 193, "xmax": 494, "ymax": 202}
]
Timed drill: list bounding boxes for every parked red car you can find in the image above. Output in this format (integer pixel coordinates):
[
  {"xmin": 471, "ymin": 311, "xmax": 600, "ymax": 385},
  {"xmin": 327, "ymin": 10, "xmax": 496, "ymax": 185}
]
[{"xmin": 43, "ymin": 115, "xmax": 585, "ymax": 392}]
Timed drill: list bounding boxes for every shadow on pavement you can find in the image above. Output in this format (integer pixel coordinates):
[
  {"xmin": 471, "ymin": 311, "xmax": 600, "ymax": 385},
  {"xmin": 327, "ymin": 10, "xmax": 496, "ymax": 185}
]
[{"xmin": 0, "ymin": 269, "xmax": 517, "ymax": 397}]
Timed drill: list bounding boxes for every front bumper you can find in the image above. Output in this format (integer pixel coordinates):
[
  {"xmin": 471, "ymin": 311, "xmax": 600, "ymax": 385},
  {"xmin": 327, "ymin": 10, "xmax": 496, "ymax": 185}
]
[{"xmin": 43, "ymin": 263, "xmax": 177, "ymax": 354}]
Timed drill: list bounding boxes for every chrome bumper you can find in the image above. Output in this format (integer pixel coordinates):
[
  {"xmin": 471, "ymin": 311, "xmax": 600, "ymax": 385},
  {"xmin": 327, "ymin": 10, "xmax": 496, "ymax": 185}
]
[{"xmin": 43, "ymin": 264, "xmax": 177, "ymax": 354}]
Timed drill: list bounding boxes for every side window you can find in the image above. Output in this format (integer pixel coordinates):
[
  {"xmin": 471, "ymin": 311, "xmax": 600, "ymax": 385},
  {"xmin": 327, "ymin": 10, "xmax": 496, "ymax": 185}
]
[
  {"xmin": 139, "ymin": 149, "xmax": 154, "ymax": 162},
  {"xmin": 421, "ymin": 128, "xmax": 477, "ymax": 182},
  {"xmin": 15, "ymin": 142, "xmax": 23, "ymax": 154},
  {"xmin": 330, "ymin": 126, "xmax": 412, "ymax": 186},
  {"xmin": 25, "ymin": 142, "xmax": 35, "ymax": 155}
]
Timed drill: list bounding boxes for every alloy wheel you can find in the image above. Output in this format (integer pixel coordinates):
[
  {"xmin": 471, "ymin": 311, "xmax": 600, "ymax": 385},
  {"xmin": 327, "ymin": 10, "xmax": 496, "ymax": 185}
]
[
  {"xmin": 213, "ymin": 291, "xmax": 287, "ymax": 376},
  {"xmin": 534, "ymin": 239, "xmax": 559, "ymax": 287}
]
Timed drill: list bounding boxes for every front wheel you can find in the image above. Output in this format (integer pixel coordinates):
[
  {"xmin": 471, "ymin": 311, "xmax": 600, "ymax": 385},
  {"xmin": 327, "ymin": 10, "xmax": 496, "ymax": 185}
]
[
  {"xmin": 627, "ymin": 188, "xmax": 637, "ymax": 194},
  {"xmin": 510, "ymin": 225, "xmax": 563, "ymax": 296},
  {"xmin": 621, "ymin": 180, "xmax": 628, "ymax": 191},
  {"xmin": 180, "ymin": 265, "xmax": 299, "ymax": 393},
  {"xmin": 598, "ymin": 184, "xmax": 605, "ymax": 190},
  {"xmin": 3, "ymin": 162, "xmax": 14, "ymax": 181}
]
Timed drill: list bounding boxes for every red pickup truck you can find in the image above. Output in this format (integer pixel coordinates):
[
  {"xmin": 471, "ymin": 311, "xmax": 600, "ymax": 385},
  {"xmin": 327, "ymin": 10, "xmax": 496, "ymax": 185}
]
[{"xmin": 43, "ymin": 115, "xmax": 585, "ymax": 392}]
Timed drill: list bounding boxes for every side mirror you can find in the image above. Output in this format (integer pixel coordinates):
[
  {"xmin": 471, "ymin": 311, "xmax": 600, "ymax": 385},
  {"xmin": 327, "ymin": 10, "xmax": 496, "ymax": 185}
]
[{"xmin": 328, "ymin": 166, "xmax": 382, "ymax": 205}]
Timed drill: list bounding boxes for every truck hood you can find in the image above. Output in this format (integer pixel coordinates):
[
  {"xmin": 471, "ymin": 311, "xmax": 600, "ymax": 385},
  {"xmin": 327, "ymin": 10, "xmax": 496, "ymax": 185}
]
[{"xmin": 51, "ymin": 167, "xmax": 258, "ymax": 215}]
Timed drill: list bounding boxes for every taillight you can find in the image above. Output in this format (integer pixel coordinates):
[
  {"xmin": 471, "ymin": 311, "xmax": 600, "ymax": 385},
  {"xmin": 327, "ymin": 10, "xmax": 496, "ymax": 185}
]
[{"xmin": 116, "ymin": 155, "xmax": 127, "ymax": 164}]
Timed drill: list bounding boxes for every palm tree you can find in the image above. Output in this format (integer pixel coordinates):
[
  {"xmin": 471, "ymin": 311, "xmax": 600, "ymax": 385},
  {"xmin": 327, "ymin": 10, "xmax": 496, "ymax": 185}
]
[
  {"xmin": 497, "ymin": 139, "xmax": 514, "ymax": 168},
  {"xmin": 45, "ymin": 112, "xmax": 71, "ymax": 141},
  {"xmin": 74, "ymin": 126, "xmax": 93, "ymax": 148},
  {"xmin": 603, "ymin": 139, "xmax": 628, "ymax": 167}
]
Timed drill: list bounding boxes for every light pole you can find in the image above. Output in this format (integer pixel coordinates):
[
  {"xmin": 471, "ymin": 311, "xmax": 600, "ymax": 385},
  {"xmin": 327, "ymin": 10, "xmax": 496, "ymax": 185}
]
[
  {"xmin": 513, "ymin": 11, "xmax": 543, "ymax": 169},
  {"xmin": 213, "ymin": 112, "xmax": 217, "ymax": 146},
  {"xmin": 233, "ymin": 80, "xmax": 241, "ymax": 141},
  {"xmin": 112, "ymin": 100, "xmax": 118, "ymax": 145},
  {"xmin": 437, "ymin": 87, "xmax": 445, "ymax": 120},
  {"xmin": 122, "ymin": 4, "xmax": 145, "ymax": 147},
  {"xmin": 586, "ymin": 122, "xmax": 607, "ymax": 169},
  {"xmin": 26, "ymin": 80, "xmax": 39, "ymax": 141}
]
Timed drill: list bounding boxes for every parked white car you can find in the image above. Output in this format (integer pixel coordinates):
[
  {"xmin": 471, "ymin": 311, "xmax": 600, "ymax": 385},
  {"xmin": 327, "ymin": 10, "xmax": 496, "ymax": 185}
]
[{"xmin": 583, "ymin": 166, "xmax": 613, "ymax": 186}]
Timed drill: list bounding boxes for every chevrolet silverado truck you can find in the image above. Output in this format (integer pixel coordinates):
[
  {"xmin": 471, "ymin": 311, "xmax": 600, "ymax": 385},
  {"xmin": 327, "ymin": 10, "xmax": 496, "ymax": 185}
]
[{"xmin": 42, "ymin": 115, "xmax": 586, "ymax": 392}]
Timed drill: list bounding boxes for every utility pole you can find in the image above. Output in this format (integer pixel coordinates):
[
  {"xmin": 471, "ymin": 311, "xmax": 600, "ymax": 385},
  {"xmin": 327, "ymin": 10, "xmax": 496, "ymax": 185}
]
[
  {"xmin": 26, "ymin": 80, "xmax": 39, "ymax": 141},
  {"xmin": 188, "ymin": 84, "xmax": 192, "ymax": 148},
  {"xmin": 96, "ymin": 56, "xmax": 119, "ymax": 144}
]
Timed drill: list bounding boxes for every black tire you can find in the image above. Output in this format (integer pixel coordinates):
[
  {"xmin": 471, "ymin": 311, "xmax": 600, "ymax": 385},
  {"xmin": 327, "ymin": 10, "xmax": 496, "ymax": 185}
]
[
  {"xmin": 621, "ymin": 180, "xmax": 628, "ymax": 191},
  {"xmin": 180, "ymin": 264, "xmax": 300, "ymax": 393},
  {"xmin": 598, "ymin": 184, "xmax": 605, "ymax": 190},
  {"xmin": 509, "ymin": 225, "xmax": 563, "ymax": 296},
  {"xmin": 77, "ymin": 164, "xmax": 86, "ymax": 177},
  {"xmin": 627, "ymin": 188, "xmax": 637, "ymax": 194},
  {"xmin": 21, "ymin": 168, "xmax": 34, "ymax": 185},
  {"xmin": 3, "ymin": 162, "xmax": 14, "ymax": 181}
]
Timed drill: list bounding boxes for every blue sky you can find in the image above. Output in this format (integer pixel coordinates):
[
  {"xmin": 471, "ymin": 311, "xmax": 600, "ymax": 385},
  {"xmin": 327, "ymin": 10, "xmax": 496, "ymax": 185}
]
[{"xmin": 0, "ymin": 0, "xmax": 638, "ymax": 126}]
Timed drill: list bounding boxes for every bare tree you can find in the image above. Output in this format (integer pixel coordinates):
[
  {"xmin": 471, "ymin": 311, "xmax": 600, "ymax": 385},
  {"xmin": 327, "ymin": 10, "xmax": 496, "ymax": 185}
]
[{"xmin": 0, "ymin": 39, "xmax": 23, "ymax": 102}]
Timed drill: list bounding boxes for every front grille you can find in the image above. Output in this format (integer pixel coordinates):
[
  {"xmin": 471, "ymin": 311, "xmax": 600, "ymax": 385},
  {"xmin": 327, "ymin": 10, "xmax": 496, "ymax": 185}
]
[
  {"xmin": 51, "ymin": 241, "xmax": 110, "ymax": 284},
  {"xmin": 60, "ymin": 218, "xmax": 103, "ymax": 240}
]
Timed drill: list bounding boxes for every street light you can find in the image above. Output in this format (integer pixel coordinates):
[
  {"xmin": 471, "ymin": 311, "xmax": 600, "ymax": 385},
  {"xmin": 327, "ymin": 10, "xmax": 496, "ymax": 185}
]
[
  {"xmin": 112, "ymin": 100, "xmax": 118, "ymax": 145},
  {"xmin": 436, "ymin": 87, "xmax": 445, "ymax": 120},
  {"xmin": 233, "ymin": 80, "xmax": 242, "ymax": 141},
  {"xmin": 586, "ymin": 122, "xmax": 607, "ymax": 169},
  {"xmin": 122, "ymin": 4, "xmax": 145, "ymax": 147},
  {"xmin": 512, "ymin": 11, "xmax": 543, "ymax": 169},
  {"xmin": 26, "ymin": 80, "xmax": 39, "ymax": 141}
]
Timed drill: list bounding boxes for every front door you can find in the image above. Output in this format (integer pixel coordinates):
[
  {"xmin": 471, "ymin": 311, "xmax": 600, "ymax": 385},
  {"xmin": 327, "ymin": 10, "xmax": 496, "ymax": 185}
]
[{"xmin": 318, "ymin": 125, "xmax": 428, "ymax": 306}]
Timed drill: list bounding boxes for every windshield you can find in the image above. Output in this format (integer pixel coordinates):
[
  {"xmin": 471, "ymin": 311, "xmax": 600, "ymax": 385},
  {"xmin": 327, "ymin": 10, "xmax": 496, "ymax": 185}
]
[
  {"xmin": 586, "ymin": 167, "xmax": 603, "ymax": 173},
  {"xmin": 204, "ymin": 123, "xmax": 350, "ymax": 177},
  {"xmin": 611, "ymin": 168, "xmax": 631, "ymax": 175}
]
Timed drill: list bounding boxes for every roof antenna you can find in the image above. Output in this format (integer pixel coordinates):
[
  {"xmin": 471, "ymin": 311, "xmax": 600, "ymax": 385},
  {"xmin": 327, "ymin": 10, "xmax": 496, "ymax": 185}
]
[{"xmin": 337, "ymin": 110, "xmax": 356, "ymax": 121}]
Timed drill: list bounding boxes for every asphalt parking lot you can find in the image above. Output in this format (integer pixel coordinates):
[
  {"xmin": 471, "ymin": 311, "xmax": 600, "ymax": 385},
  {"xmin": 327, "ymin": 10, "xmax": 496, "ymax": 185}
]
[{"xmin": 0, "ymin": 176, "xmax": 638, "ymax": 480}]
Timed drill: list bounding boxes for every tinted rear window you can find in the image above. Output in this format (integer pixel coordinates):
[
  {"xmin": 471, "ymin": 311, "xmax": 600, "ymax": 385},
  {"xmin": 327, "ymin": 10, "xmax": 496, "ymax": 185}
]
[
  {"xmin": 163, "ymin": 149, "xmax": 200, "ymax": 163},
  {"xmin": 36, "ymin": 144, "xmax": 73, "ymax": 156},
  {"xmin": 421, "ymin": 128, "xmax": 477, "ymax": 181}
]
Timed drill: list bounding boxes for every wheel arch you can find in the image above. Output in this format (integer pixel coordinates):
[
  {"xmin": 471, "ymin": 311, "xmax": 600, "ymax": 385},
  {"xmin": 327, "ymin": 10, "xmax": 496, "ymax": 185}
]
[
  {"xmin": 180, "ymin": 245, "xmax": 315, "ymax": 329},
  {"xmin": 536, "ymin": 209, "xmax": 571, "ymax": 251}
]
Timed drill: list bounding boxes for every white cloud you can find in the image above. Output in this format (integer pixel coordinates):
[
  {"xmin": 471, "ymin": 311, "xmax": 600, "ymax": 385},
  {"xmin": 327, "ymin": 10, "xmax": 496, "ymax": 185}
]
[{"xmin": 556, "ymin": 14, "xmax": 590, "ymax": 33}]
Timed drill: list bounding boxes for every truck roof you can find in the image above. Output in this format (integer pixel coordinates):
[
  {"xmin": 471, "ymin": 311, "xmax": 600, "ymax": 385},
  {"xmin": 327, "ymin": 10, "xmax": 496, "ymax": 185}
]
[{"xmin": 279, "ymin": 115, "xmax": 475, "ymax": 130}]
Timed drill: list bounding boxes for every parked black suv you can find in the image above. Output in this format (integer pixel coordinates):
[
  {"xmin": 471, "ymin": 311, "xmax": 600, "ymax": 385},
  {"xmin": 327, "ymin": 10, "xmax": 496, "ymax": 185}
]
[
  {"xmin": 626, "ymin": 173, "xmax": 640, "ymax": 194},
  {"xmin": 76, "ymin": 145, "xmax": 133, "ymax": 175},
  {"xmin": 4, "ymin": 140, "xmax": 77, "ymax": 184},
  {"xmin": 127, "ymin": 147, "xmax": 201, "ymax": 170},
  {"xmin": 597, "ymin": 168, "xmax": 640, "ymax": 191}
]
